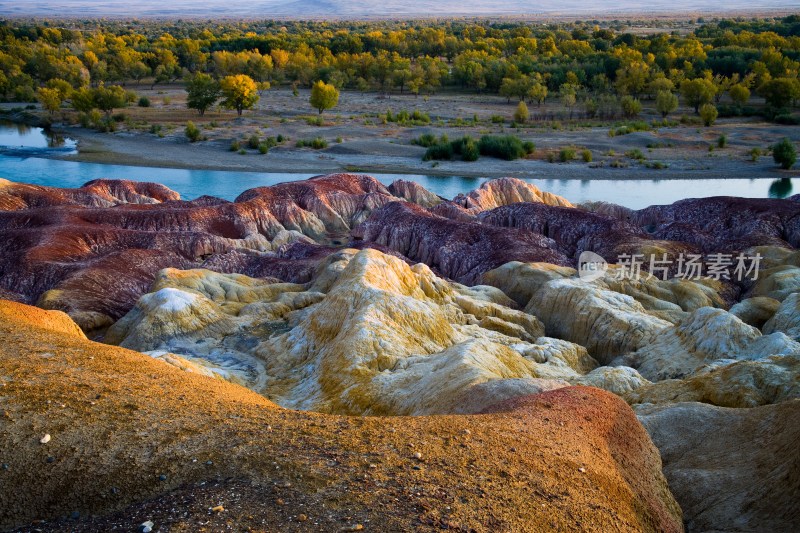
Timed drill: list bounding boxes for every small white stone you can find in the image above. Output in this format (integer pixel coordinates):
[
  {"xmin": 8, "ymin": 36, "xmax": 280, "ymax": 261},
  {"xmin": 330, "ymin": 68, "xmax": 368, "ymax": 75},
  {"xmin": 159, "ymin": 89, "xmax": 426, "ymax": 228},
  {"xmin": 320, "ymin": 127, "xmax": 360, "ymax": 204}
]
[{"xmin": 40, "ymin": 434, "xmax": 51, "ymax": 444}]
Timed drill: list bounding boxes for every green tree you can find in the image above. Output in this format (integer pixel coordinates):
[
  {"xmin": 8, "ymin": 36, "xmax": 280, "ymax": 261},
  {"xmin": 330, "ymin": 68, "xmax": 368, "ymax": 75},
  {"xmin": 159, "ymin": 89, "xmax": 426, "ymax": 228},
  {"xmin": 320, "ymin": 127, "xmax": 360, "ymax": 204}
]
[
  {"xmin": 648, "ymin": 76, "xmax": 675, "ymax": 99},
  {"xmin": 309, "ymin": 80, "xmax": 339, "ymax": 115},
  {"xmin": 527, "ymin": 83, "xmax": 547, "ymax": 107},
  {"xmin": 559, "ymin": 84, "xmax": 577, "ymax": 118},
  {"xmin": 513, "ymin": 100, "xmax": 529, "ymax": 123},
  {"xmin": 615, "ymin": 61, "xmax": 649, "ymax": 97},
  {"xmin": 93, "ymin": 84, "xmax": 128, "ymax": 117},
  {"xmin": 729, "ymin": 84, "xmax": 750, "ymax": 107},
  {"xmin": 70, "ymin": 87, "xmax": 96, "ymax": 113},
  {"xmin": 620, "ymin": 95, "xmax": 642, "ymax": 118},
  {"xmin": 773, "ymin": 138, "xmax": 797, "ymax": 169},
  {"xmin": 680, "ymin": 78, "xmax": 716, "ymax": 113},
  {"xmin": 44, "ymin": 78, "xmax": 73, "ymax": 100},
  {"xmin": 36, "ymin": 87, "xmax": 63, "ymax": 116},
  {"xmin": 220, "ymin": 74, "xmax": 259, "ymax": 116},
  {"xmin": 758, "ymin": 78, "xmax": 800, "ymax": 109},
  {"xmin": 185, "ymin": 73, "xmax": 220, "ymax": 116},
  {"xmin": 655, "ymin": 90, "xmax": 678, "ymax": 118},
  {"xmin": 699, "ymin": 103, "xmax": 718, "ymax": 126}
]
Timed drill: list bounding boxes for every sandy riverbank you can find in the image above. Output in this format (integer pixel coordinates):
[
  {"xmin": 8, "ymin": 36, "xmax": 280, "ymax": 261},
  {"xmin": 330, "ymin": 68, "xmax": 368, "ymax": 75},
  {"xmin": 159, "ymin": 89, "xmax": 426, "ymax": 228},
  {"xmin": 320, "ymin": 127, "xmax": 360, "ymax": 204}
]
[
  {"xmin": 50, "ymin": 122, "xmax": 799, "ymax": 181},
  {"xmin": 7, "ymin": 85, "xmax": 796, "ymax": 180}
]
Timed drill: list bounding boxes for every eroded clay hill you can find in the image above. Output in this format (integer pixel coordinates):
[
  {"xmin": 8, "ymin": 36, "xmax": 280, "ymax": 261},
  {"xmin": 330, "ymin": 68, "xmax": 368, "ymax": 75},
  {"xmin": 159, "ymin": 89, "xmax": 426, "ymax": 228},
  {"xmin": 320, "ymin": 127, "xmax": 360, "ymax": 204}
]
[
  {"xmin": 4, "ymin": 173, "xmax": 800, "ymax": 335},
  {"xmin": 3, "ymin": 174, "xmax": 800, "ymax": 532},
  {"xmin": 0, "ymin": 300, "xmax": 682, "ymax": 532}
]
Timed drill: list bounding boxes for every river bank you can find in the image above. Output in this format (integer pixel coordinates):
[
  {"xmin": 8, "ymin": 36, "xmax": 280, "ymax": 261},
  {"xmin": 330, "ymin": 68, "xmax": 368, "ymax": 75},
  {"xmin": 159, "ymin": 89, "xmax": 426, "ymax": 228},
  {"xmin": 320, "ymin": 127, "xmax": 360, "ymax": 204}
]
[{"xmin": 46, "ymin": 121, "xmax": 798, "ymax": 181}]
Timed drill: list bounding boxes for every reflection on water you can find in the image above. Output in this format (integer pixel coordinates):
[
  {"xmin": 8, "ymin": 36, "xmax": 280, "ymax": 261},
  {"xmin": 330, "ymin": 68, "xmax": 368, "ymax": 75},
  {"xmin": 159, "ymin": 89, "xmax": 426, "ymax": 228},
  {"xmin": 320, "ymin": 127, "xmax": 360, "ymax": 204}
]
[
  {"xmin": 47, "ymin": 132, "xmax": 68, "ymax": 149},
  {"xmin": 8, "ymin": 122, "xmax": 32, "ymax": 135},
  {"xmin": 768, "ymin": 178, "xmax": 793, "ymax": 199},
  {"xmin": 0, "ymin": 121, "xmax": 76, "ymax": 152}
]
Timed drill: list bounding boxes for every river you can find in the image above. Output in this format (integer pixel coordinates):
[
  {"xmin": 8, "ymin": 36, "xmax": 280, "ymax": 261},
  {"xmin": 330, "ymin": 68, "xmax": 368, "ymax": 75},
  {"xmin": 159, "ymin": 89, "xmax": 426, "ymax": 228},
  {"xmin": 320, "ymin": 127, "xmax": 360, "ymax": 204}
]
[{"xmin": 0, "ymin": 122, "xmax": 793, "ymax": 209}]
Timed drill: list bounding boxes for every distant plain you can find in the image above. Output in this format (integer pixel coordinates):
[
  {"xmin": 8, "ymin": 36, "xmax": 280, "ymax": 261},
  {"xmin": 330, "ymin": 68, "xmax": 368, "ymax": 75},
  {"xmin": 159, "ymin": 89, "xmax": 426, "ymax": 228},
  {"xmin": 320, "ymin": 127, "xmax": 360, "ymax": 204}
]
[{"xmin": 0, "ymin": 0, "xmax": 798, "ymax": 19}]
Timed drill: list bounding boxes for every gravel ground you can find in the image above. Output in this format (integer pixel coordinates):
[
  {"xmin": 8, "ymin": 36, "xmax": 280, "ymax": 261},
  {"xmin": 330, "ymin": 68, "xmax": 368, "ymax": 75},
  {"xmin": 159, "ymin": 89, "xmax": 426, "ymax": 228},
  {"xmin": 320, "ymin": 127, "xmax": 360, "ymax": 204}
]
[{"xmin": 26, "ymin": 86, "xmax": 798, "ymax": 181}]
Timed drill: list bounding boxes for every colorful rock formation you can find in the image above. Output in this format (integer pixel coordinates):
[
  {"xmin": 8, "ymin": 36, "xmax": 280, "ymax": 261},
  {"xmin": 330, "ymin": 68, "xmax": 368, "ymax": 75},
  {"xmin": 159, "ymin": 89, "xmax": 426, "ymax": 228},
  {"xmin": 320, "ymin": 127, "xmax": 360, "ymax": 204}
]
[
  {"xmin": 3, "ymin": 174, "xmax": 800, "ymax": 531},
  {"xmin": 0, "ymin": 299, "xmax": 682, "ymax": 532}
]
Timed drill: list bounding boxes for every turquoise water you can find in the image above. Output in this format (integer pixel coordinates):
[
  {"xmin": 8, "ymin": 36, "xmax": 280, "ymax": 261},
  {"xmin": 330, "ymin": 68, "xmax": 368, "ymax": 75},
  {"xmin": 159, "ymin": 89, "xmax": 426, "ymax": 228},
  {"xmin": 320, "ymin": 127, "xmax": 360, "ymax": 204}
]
[{"xmin": 0, "ymin": 124, "xmax": 793, "ymax": 209}]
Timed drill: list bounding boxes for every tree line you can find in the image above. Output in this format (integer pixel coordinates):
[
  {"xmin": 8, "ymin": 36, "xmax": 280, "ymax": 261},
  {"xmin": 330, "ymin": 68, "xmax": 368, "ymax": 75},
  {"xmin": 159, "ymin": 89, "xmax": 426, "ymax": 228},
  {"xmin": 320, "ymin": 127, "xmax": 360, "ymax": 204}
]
[{"xmin": 1, "ymin": 16, "xmax": 799, "ymax": 117}]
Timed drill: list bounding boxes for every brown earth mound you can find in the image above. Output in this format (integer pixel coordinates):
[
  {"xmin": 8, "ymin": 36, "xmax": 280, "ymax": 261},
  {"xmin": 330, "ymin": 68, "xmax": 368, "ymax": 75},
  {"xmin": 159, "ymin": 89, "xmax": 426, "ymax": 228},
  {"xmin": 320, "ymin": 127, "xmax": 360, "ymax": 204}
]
[{"xmin": 0, "ymin": 299, "xmax": 682, "ymax": 532}]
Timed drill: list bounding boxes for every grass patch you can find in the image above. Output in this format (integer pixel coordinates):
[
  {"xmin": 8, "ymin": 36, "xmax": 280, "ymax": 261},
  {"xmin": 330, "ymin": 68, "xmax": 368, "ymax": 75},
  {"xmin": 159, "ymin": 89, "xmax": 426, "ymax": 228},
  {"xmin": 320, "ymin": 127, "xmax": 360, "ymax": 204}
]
[{"xmin": 296, "ymin": 137, "xmax": 329, "ymax": 149}]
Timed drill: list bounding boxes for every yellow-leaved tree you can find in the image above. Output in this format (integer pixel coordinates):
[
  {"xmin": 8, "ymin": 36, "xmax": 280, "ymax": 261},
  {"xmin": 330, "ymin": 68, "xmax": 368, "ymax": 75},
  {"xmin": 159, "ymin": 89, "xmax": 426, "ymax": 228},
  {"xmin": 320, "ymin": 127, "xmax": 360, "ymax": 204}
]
[
  {"xmin": 220, "ymin": 74, "xmax": 259, "ymax": 116},
  {"xmin": 310, "ymin": 80, "xmax": 339, "ymax": 115}
]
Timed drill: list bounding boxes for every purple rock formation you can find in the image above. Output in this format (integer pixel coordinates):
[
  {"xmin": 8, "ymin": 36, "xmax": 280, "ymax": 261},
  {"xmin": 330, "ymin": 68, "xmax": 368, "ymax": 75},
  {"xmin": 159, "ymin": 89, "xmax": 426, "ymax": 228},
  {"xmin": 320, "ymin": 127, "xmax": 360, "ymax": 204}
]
[
  {"xmin": 352, "ymin": 201, "xmax": 568, "ymax": 284},
  {"xmin": 3, "ymin": 173, "xmax": 800, "ymax": 330}
]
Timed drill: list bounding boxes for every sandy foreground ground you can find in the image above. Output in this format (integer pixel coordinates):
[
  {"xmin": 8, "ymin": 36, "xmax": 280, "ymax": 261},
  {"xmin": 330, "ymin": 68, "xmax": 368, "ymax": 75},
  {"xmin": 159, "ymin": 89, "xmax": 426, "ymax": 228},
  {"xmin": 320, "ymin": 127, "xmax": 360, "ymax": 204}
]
[{"xmin": 25, "ymin": 86, "xmax": 800, "ymax": 180}]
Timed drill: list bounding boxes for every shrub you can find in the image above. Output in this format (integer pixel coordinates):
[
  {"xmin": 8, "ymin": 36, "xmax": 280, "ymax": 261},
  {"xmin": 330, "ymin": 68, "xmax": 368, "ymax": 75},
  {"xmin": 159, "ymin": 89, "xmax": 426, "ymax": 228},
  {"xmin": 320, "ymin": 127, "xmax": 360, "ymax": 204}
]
[
  {"xmin": 258, "ymin": 143, "xmax": 269, "ymax": 154},
  {"xmin": 491, "ymin": 115, "xmax": 505, "ymax": 124},
  {"xmin": 238, "ymin": 148, "xmax": 247, "ymax": 155},
  {"xmin": 461, "ymin": 138, "xmax": 480, "ymax": 161},
  {"xmin": 546, "ymin": 152, "xmax": 556, "ymax": 163},
  {"xmin": 581, "ymin": 149, "xmax": 593, "ymax": 162},
  {"xmin": 138, "ymin": 96, "xmax": 150, "ymax": 107},
  {"xmin": 423, "ymin": 142, "xmax": 454, "ymax": 161},
  {"xmin": 522, "ymin": 141, "xmax": 535, "ymax": 155},
  {"xmin": 646, "ymin": 141, "xmax": 673, "ymax": 149},
  {"xmin": 185, "ymin": 121, "xmax": 201, "ymax": 142},
  {"xmin": 513, "ymin": 101, "xmax": 530, "ymax": 124},
  {"xmin": 559, "ymin": 147, "xmax": 576, "ymax": 162},
  {"xmin": 718, "ymin": 135, "xmax": 727, "ymax": 148},
  {"xmin": 296, "ymin": 137, "xmax": 328, "ymax": 149},
  {"xmin": 411, "ymin": 110, "xmax": 431, "ymax": 124},
  {"xmin": 774, "ymin": 114, "xmax": 800, "ymax": 125},
  {"xmin": 276, "ymin": 134, "xmax": 285, "ymax": 143},
  {"xmin": 773, "ymin": 138, "xmax": 797, "ymax": 169},
  {"xmin": 88, "ymin": 109, "xmax": 103, "ymax": 127},
  {"xmin": 610, "ymin": 121, "xmax": 650, "ymax": 136},
  {"xmin": 258, "ymin": 136, "xmax": 278, "ymax": 149},
  {"xmin": 626, "ymin": 148, "xmax": 645, "ymax": 160},
  {"xmin": 449, "ymin": 136, "xmax": 480, "ymax": 162},
  {"xmin": 749, "ymin": 147, "xmax": 762, "ymax": 162},
  {"xmin": 386, "ymin": 109, "xmax": 430, "ymax": 125},
  {"xmin": 477, "ymin": 135, "xmax": 527, "ymax": 160},
  {"xmin": 230, "ymin": 140, "xmax": 240, "ymax": 152},
  {"xmin": 620, "ymin": 96, "xmax": 642, "ymax": 118},
  {"xmin": 411, "ymin": 133, "xmax": 438, "ymax": 147},
  {"xmin": 248, "ymin": 135, "xmax": 260, "ymax": 149},
  {"xmin": 700, "ymin": 104, "xmax": 718, "ymax": 127}
]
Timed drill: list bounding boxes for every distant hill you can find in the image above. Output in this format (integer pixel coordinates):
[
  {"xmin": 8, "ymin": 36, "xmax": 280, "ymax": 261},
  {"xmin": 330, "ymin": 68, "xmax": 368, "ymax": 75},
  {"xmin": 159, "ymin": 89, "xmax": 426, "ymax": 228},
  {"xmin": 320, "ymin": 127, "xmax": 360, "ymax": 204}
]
[{"xmin": 0, "ymin": 0, "xmax": 797, "ymax": 18}]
